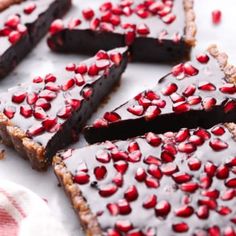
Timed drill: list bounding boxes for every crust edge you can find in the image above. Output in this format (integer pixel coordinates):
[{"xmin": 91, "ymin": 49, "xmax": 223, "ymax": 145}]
[
  {"xmin": 0, "ymin": 0, "xmax": 23, "ymax": 12},
  {"xmin": 183, "ymin": 0, "xmax": 197, "ymax": 46},
  {"xmin": 207, "ymin": 44, "xmax": 236, "ymax": 83}
]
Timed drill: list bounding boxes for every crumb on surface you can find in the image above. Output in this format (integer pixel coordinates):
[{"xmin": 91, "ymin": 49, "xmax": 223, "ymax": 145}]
[{"xmin": 0, "ymin": 149, "xmax": 5, "ymax": 160}]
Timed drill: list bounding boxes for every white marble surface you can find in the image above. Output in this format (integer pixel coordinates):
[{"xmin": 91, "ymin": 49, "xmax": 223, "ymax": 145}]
[{"xmin": 0, "ymin": 0, "xmax": 236, "ymax": 235}]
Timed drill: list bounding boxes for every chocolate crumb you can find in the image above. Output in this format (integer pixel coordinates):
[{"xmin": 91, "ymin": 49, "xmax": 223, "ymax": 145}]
[{"xmin": 0, "ymin": 149, "xmax": 5, "ymax": 160}]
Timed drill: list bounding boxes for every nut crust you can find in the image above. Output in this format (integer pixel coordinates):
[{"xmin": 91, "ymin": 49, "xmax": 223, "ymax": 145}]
[
  {"xmin": 183, "ymin": 0, "xmax": 197, "ymax": 46},
  {"xmin": 53, "ymin": 155, "xmax": 103, "ymax": 236},
  {"xmin": 208, "ymin": 44, "xmax": 236, "ymax": 83},
  {"xmin": 0, "ymin": 0, "xmax": 23, "ymax": 12}
]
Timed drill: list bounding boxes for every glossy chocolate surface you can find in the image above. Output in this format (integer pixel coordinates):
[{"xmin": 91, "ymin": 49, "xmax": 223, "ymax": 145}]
[
  {"xmin": 60, "ymin": 125, "xmax": 236, "ymax": 235},
  {"xmin": 84, "ymin": 50, "xmax": 236, "ymax": 143}
]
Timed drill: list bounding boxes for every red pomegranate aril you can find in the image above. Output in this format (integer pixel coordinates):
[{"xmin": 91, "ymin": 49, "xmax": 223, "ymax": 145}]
[
  {"xmin": 155, "ymin": 200, "xmax": 171, "ymax": 217},
  {"xmin": 24, "ymin": 3, "xmax": 36, "ymax": 14},
  {"xmin": 194, "ymin": 128, "xmax": 211, "ymax": 140},
  {"xmin": 173, "ymin": 101, "xmax": 190, "ymax": 113},
  {"xmin": 189, "ymin": 135, "xmax": 204, "ymax": 146},
  {"xmin": 136, "ymin": 8, "xmax": 149, "ymax": 18},
  {"xmin": 125, "ymin": 29, "xmax": 136, "ymax": 46},
  {"xmin": 42, "ymin": 117, "xmax": 57, "ymax": 131},
  {"xmin": 112, "ymin": 173, "xmax": 123, "ymax": 187},
  {"xmin": 172, "ymin": 63, "xmax": 184, "ymax": 77},
  {"xmin": 135, "ymin": 167, "xmax": 147, "ymax": 182},
  {"xmin": 66, "ymin": 99, "xmax": 81, "ymax": 110},
  {"xmin": 197, "ymin": 53, "xmax": 210, "ymax": 63},
  {"xmin": 44, "ymin": 74, "xmax": 56, "ymax": 83},
  {"xmin": 110, "ymin": 52, "xmax": 123, "ymax": 66},
  {"xmin": 123, "ymin": 6, "xmax": 133, "ymax": 16},
  {"xmin": 27, "ymin": 124, "xmax": 44, "ymax": 137},
  {"xmin": 172, "ymin": 222, "xmax": 189, "ymax": 233},
  {"xmin": 111, "ymin": 150, "xmax": 128, "ymax": 161},
  {"xmin": 145, "ymin": 177, "xmax": 159, "ymax": 188},
  {"xmin": 34, "ymin": 107, "xmax": 47, "ymax": 120},
  {"xmin": 149, "ymin": 1, "xmax": 164, "ymax": 13},
  {"xmin": 183, "ymin": 63, "xmax": 199, "ymax": 76},
  {"xmin": 143, "ymin": 194, "xmax": 157, "ymax": 209},
  {"xmin": 124, "ymin": 185, "xmax": 138, "ymax": 201},
  {"xmin": 198, "ymin": 198, "xmax": 218, "ymax": 210},
  {"xmin": 211, "ymin": 126, "xmax": 225, "ymax": 136},
  {"xmin": 200, "ymin": 174, "xmax": 213, "ymax": 189},
  {"xmin": 173, "ymin": 172, "xmax": 192, "ymax": 184},
  {"xmin": 224, "ymin": 99, "xmax": 236, "ymax": 113},
  {"xmin": 100, "ymin": 22, "xmax": 114, "ymax": 32},
  {"xmin": 175, "ymin": 205, "xmax": 194, "ymax": 217},
  {"xmin": 128, "ymin": 141, "xmax": 139, "ymax": 153},
  {"xmin": 223, "ymin": 227, "xmax": 236, "ymax": 236},
  {"xmin": 170, "ymin": 93, "xmax": 185, "ymax": 103},
  {"xmin": 202, "ymin": 97, "xmax": 217, "ymax": 111},
  {"xmin": 216, "ymin": 165, "xmax": 229, "ymax": 179},
  {"xmin": 127, "ymin": 105, "xmax": 144, "ymax": 116},
  {"xmin": 5, "ymin": 14, "xmax": 20, "ymax": 28},
  {"xmin": 100, "ymin": 2, "xmax": 113, "ymax": 12},
  {"xmin": 68, "ymin": 18, "xmax": 81, "ymax": 29},
  {"xmin": 197, "ymin": 205, "xmax": 209, "ymax": 219},
  {"xmin": 20, "ymin": 105, "xmax": 32, "ymax": 118},
  {"xmin": 17, "ymin": 24, "xmax": 27, "ymax": 35},
  {"xmin": 162, "ymin": 13, "xmax": 176, "ymax": 24},
  {"xmin": 104, "ymin": 112, "xmax": 121, "ymax": 122},
  {"xmin": 12, "ymin": 91, "xmax": 26, "ymax": 103},
  {"xmin": 161, "ymin": 163, "xmax": 178, "ymax": 175},
  {"xmin": 221, "ymin": 189, "xmax": 235, "ymax": 201},
  {"xmin": 161, "ymin": 83, "xmax": 177, "ymax": 96},
  {"xmin": 39, "ymin": 89, "xmax": 56, "ymax": 101},
  {"xmin": 176, "ymin": 128, "xmax": 190, "ymax": 142},
  {"xmin": 199, "ymin": 81, "xmax": 216, "ymax": 91},
  {"xmin": 144, "ymin": 155, "xmax": 161, "ymax": 166},
  {"xmin": 49, "ymin": 19, "xmax": 64, "ymax": 35},
  {"xmin": 115, "ymin": 220, "xmax": 133, "ymax": 233},
  {"xmin": 82, "ymin": 8, "xmax": 94, "ymax": 20},
  {"xmin": 209, "ymin": 138, "xmax": 228, "ymax": 151},
  {"xmin": 88, "ymin": 63, "xmax": 99, "ymax": 76},
  {"xmin": 62, "ymin": 78, "xmax": 75, "ymax": 91},
  {"xmin": 90, "ymin": 17, "xmax": 100, "ymax": 30},
  {"xmin": 225, "ymin": 178, "xmax": 236, "ymax": 188},
  {"xmin": 114, "ymin": 160, "xmax": 128, "ymax": 174},
  {"xmin": 161, "ymin": 151, "xmax": 175, "ymax": 163},
  {"xmin": 218, "ymin": 206, "xmax": 232, "ymax": 216},
  {"xmin": 188, "ymin": 95, "xmax": 202, "ymax": 105},
  {"xmin": 138, "ymin": 97, "xmax": 151, "ymax": 108},
  {"xmin": 0, "ymin": 27, "xmax": 12, "ymax": 36},
  {"xmin": 180, "ymin": 182, "xmax": 199, "ymax": 193},
  {"xmin": 82, "ymin": 87, "xmax": 93, "ymax": 99},
  {"xmin": 8, "ymin": 30, "xmax": 21, "ymax": 44},
  {"xmin": 136, "ymin": 23, "xmax": 150, "ymax": 35},
  {"xmin": 220, "ymin": 83, "xmax": 236, "ymax": 94},
  {"xmin": 96, "ymin": 50, "xmax": 109, "ymax": 60},
  {"xmin": 93, "ymin": 118, "xmax": 108, "ymax": 128},
  {"xmin": 145, "ymin": 132, "xmax": 162, "ymax": 146},
  {"xmin": 75, "ymin": 64, "xmax": 87, "ymax": 74},
  {"xmin": 96, "ymin": 150, "xmax": 111, "ymax": 163},
  {"xmin": 148, "ymin": 164, "xmax": 162, "ymax": 179},
  {"xmin": 204, "ymin": 161, "xmax": 217, "ymax": 176},
  {"xmin": 178, "ymin": 142, "xmax": 196, "ymax": 153},
  {"xmin": 74, "ymin": 171, "xmax": 90, "ymax": 184},
  {"xmin": 208, "ymin": 226, "xmax": 221, "ymax": 236},
  {"xmin": 65, "ymin": 63, "xmax": 76, "ymax": 72},
  {"xmin": 188, "ymin": 157, "xmax": 201, "ymax": 171},
  {"xmin": 74, "ymin": 74, "xmax": 85, "ymax": 86},
  {"xmin": 145, "ymin": 106, "xmax": 161, "ymax": 120},
  {"xmin": 183, "ymin": 84, "xmax": 196, "ymax": 97},
  {"xmin": 99, "ymin": 184, "xmax": 118, "ymax": 197},
  {"xmin": 128, "ymin": 150, "xmax": 141, "ymax": 162},
  {"xmin": 3, "ymin": 106, "xmax": 16, "ymax": 119},
  {"xmin": 146, "ymin": 90, "xmax": 160, "ymax": 101},
  {"xmin": 94, "ymin": 166, "xmax": 107, "ymax": 180},
  {"xmin": 158, "ymin": 6, "xmax": 171, "ymax": 17},
  {"xmin": 107, "ymin": 203, "xmax": 119, "ymax": 216},
  {"xmin": 107, "ymin": 228, "xmax": 121, "ymax": 236},
  {"xmin": 212, "ymin": 10, "xmax": 222, "ymax": 25}
]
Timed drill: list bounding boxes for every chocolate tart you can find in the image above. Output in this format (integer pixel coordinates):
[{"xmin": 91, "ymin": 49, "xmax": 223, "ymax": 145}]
[
  {"xmin": 84, "ymin": 45, "xmax": 236, "ymax": 144},
  {"xmin": 0, "ymin": 0, "xmax": 71, "ymax": 79},
  {"xmin": 47, "ymin": 0, "xmax": 196, "ymax": 63},
  {"xmin": 54, "ymin": 123, "xmax": 236, "ymax": 236},
  {"xmin": 0, "ymin": 47, "xmax": 128, "ymax": 170}
]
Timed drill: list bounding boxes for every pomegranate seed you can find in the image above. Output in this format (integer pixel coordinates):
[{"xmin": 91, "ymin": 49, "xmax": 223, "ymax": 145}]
[
  {"xmin": 197, "ymin": 205, "xmax": 209, "ymax": 219},
  {"xmin": 96, "ymin": 50, "xmax": 109, "ymax": 60},
  {"xmin": 5, "ymin": 14, "xmax": 20, "ymax": 28},
  {"xmin": 100, "ymin": 2, "xmax": 113, "ymax": 12},
  {"xmin": 218, "ymin": 206, "xmax": 232, "ymax": 215},
  {"xmin": 183, "ymin": 84, "xmax": 196, "ymax": 97},
  {"xmin": 144, "ymin": 106, "xmax": 161, "ymax": 120},
  {"xmin": 145, "ymin": 91, "xmax": 160, "ymax": 100},
  {"xmin": 202, "ymin": 97, "xmax": 217, "ymax": 111},
  {"xmin": 158, "ymin": 6, "xmax": 171, "ymax": 17},
  {"xmin": 144, "ymin": 155, "xmax": 161, "ymax": 165},
  {"xmin": 107, "ymin": 229, "xmax": 121, "ymax": 236},
  {"xmin": 24, "ymin": 3, "xmax": 36, "ymax": 14},
  {"xmin": 128, "ymin": 150, "xmax": 141, "ymax": 162},
  {"xmin": 74, "ymin": 74, "xmax": 85, "ymax": 86},
  {"xmin": 123, "ymin": 6, "xmax": 133, "ymax": 16},
  {"xmin": 189, "ymin": 135, "xmax": 204, "ymax": 146},
  {"xmin": 17, "ymin": 24, "xmax": 27, "ymax": 35},
  {"xmin": 114, "ymin": 160, "xmax": 128, "ymax": 174},
  {"xmin": 135, "ymin": 167, "xmax": 147, "ymax": 182},
  {"xmin": 225, "ymin": 178, "xmax": 236, "ymax": 188},
  {"xmin": 65, "ymin": 63, "xmax": 76, "ymax": 72},
  {"xmin": 75, "ymin": 64, "xmax": 87, "ymax": 74},
  {"xmin": 161, "ymin": 151, "xmax": 175, "ymax": 162},
  {"xmin": 188, "ymin": 157, "xmax": 201, "ymax": 171},
  {"xmin": 194, "ymin": 128, "xmax": 211, "ymax": 140},
  {"xmin": 34, "ymin": 107, "xmax": 47, "ymax": 120},
  {"xmin": 176, "ymin": 128, "xmax": 190, "ymax": 142},
  {"xmin": 128, "ymin": 141, "xmax": 139, "ymax": 153},
  {"xmin": 107, "ymin": 203, "xmax": 119, "ymax": 216},
  {"xmin": 100, "ymin": 22, "xmax": 114, "ymax": 32},
  {"xmin": 136, "ymin": 23, "xmax": 150, "ymax": 35},
  {"xmin": 180, "ymin": 182, "xmax": 199, "ymax": 193},
  {"xmin": 188, "ymin": 95, "xmax": 202, "ymax": 105},
  {"xmin": 112, "ymin": 5, "xmax": 123, "ymax": 15},
  {"xmin": 200, "ymin": 174, "xmax": 213, "ymax": 189},
  {"xmin": 162, "ymin": 13, "xmax": 176, "ymax": 24},
  {"xmin": 20, "ymin": 105, "xmax": 32, "ymax": 118},
  {"xmin": 212, "ymin": 10, "xmax": 222, "ymax": 25},
  {"xmin": 38, "ymin": 89, "xmax": 56, "ymax": 101},
  {"xmin": 220, "ymin": 83, "xmax": 236, "ymax": 94},
  {"xmin": 148, "ymin": 164, "xmax": 162, "ymax": 179},
  {"xmin": 153, "ymin": 99, "xmax": 166, "ymax": 108},
  {"xmin": 8, "ymin": 31, "xmax": 21, "ymax": 44},
  {"xmin": 110, "ymin": 52, "xmax": 123, "ymax": 66},
  {"xmin": 127, "ymin": 105, "xmax": 144, "ymax": 116},
  {"xmin": 161, "ymin": 83, "xmax": 177, "ymax": 96},
  {"xmin": 172, "ymin": 172, "xmax": 192, "ymax": 184},
  {"xmin": 138, "ymin": 97, "xmax": 151, "ymax": 108},
  {"xmin": 223, "ymin": 227, "xmax": 236, "ymax": 236},
  {"xmin": 62, "ymin": 79, "xmax": 75, "ymax": 91},
  {"xmin": 124, "ymin": 185, "xmax": 138, "ymax": 201},
  {"xmin": 112, "ymin": 173, "xmax": 123, "ymax": 187},
  {"xmin": 68, "ymin": 18, "xmax": 81, "ymax": 29},
  {"xmin": 172, "ymin": 63, "xmax": 184, "ymax": 77},
  {"xmin": 99, "ymin": 184, "xmax": 118, "ymax": 197},
  {"xmin": 173, "ymin": 101, "xmax": 190, "ymax": 113},
  {"xmin": 88, "ymin": 64, "xmax": 99, "ymax": 76},
  {"xmin": 172, "ymin": 222, "xmax": 189, "ymax": 233},
  {"xmin": 145, "ymin": 132, "xmax": 162, "ymax": 146},
  {"xmin": 224, "ymin": 99, "xmax": 236, "ymax": 113},
  {"xmin": 42, "ymin": 117, "xmax": 57, "ymax": 131},
  {"xmin": 3, "ymin": 106, "xmax": 16, "ymax": 119},
  {"xmin": 155, "ymin": 200, "xmax": 171, "ymax": 216},
  {"xmin": 125, "ymin": 29, "xmax": 136, "ymax": 46},
  {"xmin": 74, "ymin": 171, "xmax": 90, "ymax": 184},
  {"xmin": 143, "ymin": 194, "xmax": 157, "ymax": 209},
  {"xmin": 183, "ymin": 63, "xmax": 199, "ymax": 76},
  {"xmin": 204, "ymin": 161, "xmax": 217, "ymax": 176},
  {"xmin": 104, "ymin": 112, "xmax": 121, "ymax": 122},
  {"xmin": 196, "ymin": 53, "xmax": 210, "ymax": 63},
  {"xmin": 161, "ymin": 163, "xmax": 178, "ymax": 175},
  {"xmin": 27, "ymin": 124, "xmax": 44, "ymax": 137},
  {"xmin": 145, "ymin": 177, "xmax": 159, "ymax": 188},
  {"xmin": 175, "ymin": 205, "xmax": 194, "ymax": 217},
  {"xmin": 94, "ymin": 166, "xmax": 107, "ymax": 180},
  {"xmin": 12, "ymin": 91, "xmax": 26, "ymax": 103},
  {"xmin": 216, "ymin": 165, "xmax": 229, "ymax": 179},
  {"xmin": 82, "ymin": 8, "xmax": 94, "ymax": 20},
  {"xmin": 221, "ymin": 189, "xmax": 235, "ymax": 201},
  {"xmin": 82, "ymin": 87, "xmax": 93, "ymax": 99},
  {"xmin": 96, "ymin": 150, "xmax": 111, "ymax": 163},
  {"xmin": 66, "ymin": 99, "xmax": 81, "ymax": 110},
  {"xmin": 0, "ymin": 27, "xmax": 12, "ymax": 37},
  {"xmin": 149, "ymin": 2, "xmax": 164, "ymax": 14},
  {"xmin": 127, "ymin": 229, "xmax": 143, "ymax": 236},
  {"xmin": 115, "ymin": 220, "xmax": 133, "ymax": 233},
  {"xmin": 111, "ymin": 150, "xmax": 128, "ymax": 161},
  {"xmin": 210, "ymin": 138, "xmax": 228, "ymax": 151},
  {"xmin": 45, "ymin": 74, "xmax": 56, "ymax": 83},
  {"xmin": 136, "ymin": 8, "xmax": 149, "ymax": 18},
  {"xmin": 178, "ymin": 142, "xmax": 196, "ymax": 153},
  {"xmin": 170, "ymin": 93, "xmax": 185, "ymax": 103},
  {"xmin": 90, "ymin": 18, "xmax": 100, "ymax": 30},
  {"xmin": 199, "ymin": 81, "xmax": 216, "ymax": 91},
  {"xmin": 211, "ymin": 126, "xmax": 225, "ymax": 136},
  {"xmin": 93, "ymin": 118, "xmax": 108, "ymax": 128},
  {"xmin": 49, "ymin": 19, "xmax": 64, "ymax": 35}
]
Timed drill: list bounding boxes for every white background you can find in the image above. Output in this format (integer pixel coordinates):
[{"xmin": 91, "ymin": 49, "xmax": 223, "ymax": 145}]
[{"xmin": 0, "ymin": 1, "xmax": 236, "ymax": 235}]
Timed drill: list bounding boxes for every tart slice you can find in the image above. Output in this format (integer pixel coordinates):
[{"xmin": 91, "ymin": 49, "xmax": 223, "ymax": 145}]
[
  {"xmin": 0, "ymin": 47, "xmax": 128, "ymax": 170},
  {"xmin": 0, "ymin": 0, "xmax": 71, "ymax": 79},
  {"xmin": 54, "ymin": 123, "xmax": 236, "ymax": 236},
  {"xmin": 84, "ymin": 45, "xmax": 236, "ymax": 144},
  {"xmin": 47, "ymin": 0, "xmax": 196, "ymax": 63}
]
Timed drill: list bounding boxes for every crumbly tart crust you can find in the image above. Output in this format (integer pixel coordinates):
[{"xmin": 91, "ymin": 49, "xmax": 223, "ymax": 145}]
[{"xmin": 0, "ymin": 0, "xmax": 23, "ymax": 12}]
